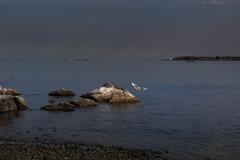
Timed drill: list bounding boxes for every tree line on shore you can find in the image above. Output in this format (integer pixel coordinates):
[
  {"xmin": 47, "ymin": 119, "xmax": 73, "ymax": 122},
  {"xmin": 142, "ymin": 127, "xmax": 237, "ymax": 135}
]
[{"xmin": 172, "ymin": 56, "xmax": 240, "ymax": 61}]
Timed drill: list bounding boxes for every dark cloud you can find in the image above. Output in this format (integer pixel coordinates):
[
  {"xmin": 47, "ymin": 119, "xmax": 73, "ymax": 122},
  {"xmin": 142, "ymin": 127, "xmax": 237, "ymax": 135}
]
[{"xmin": 0, "ymin": 0, "xmax": 240, "ymax": 58}]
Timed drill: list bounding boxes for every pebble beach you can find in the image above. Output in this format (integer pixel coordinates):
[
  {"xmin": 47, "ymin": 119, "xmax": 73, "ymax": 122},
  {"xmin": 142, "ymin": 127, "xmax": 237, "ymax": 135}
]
[{"xmin": 0, "ymin": 139, "xmax": 169, "ymax": 160}]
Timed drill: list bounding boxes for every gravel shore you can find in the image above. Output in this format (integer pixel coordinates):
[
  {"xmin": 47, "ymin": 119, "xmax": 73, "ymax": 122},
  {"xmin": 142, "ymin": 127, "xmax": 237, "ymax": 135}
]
[{"xmin": 0, "ymin": 139, "xmax": 169, "ymax": 160}]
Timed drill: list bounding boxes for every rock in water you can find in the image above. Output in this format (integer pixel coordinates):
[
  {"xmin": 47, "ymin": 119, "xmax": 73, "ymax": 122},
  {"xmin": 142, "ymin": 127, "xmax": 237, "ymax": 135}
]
[
  {"xmin": 81, "ymin": 83, "xmax": 139, "ymax": 104},
  {"xmin": 0, "ymin": 86, "xmax": 21, "ymax": 96},
  {"xmin": 42, "ymin": 99, "xmax": 97, "ymax": 112},
  {"xmin": 70, "ymin": 98, "xmax": 97, "ymax": 107},
  {"xmin": 41, "ymin": 102, "xmax": 74, "ymax": 112},
  {"xmin": 0, "ymin": 96, "xmax": 17, "ymax": 112},
  {"xmin": 109, "ymin": 90, "xmax": 139, "ymax": 103},
  {"xmin": 48, "ymin": 88, "xmax": 76, "ymax": 97},
  {"xmin": 14, "ymin": 96, "xmax": 28, "ymax": 110},
  {"xmin": 0, "ymin": 95, "xmax": 28, "ymax": 113}
]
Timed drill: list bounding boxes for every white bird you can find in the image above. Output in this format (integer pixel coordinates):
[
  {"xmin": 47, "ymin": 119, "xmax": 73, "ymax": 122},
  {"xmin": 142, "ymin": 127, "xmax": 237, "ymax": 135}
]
[{"xmin": 131, "ymin": 82, "xmax": 148, "ymax": 92}]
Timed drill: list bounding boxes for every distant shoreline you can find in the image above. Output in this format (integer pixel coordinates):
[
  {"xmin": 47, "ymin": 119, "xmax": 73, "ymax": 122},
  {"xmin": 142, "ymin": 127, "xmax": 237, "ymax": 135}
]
[{"xmin": 169, "ymin": 56, "xmax": 240, "ymax": 61}]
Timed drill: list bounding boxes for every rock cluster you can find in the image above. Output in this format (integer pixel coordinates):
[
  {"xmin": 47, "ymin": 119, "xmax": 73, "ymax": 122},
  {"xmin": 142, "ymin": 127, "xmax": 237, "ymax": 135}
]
[
  {"xmin": 42, "ymin": 83, "xmax": 139, "ymax": 112},
  {"xmin": 0, "ymin": 83, "xmax": 139, "ymax": 112}
]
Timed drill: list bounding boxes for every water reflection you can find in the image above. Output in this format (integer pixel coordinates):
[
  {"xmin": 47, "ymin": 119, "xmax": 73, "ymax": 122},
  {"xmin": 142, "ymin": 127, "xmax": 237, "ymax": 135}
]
[
  {"xmin": 0, "ymin": 61, "xmax": 240, "ymax": 160},
  {"xmin": 0, "ymin": 111, "xmax": 24, "ymax": 127},
  {"xmin": 96, "ymin": 103, "xmax": 141, "ymax": 113}
]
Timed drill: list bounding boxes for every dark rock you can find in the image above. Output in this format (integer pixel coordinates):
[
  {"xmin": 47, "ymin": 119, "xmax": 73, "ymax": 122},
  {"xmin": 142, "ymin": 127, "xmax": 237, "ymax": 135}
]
[
  {"xmin": 70, "ymin": 98, "xmax": 97, "ymax": 107},
  {"xmin": 48, "ymin": 88, "xmax": 76, "ymax": 97},
  {"xmin": 41, "ymin": 102, "xmax": 74, "ymax": 112},
  {"xmin": 80, "ymin": 93, "xmax": 99, "ymax": 102},
  {"xmin": 81, "ymin": 83, "xmax": 139, "ymax": 104}
]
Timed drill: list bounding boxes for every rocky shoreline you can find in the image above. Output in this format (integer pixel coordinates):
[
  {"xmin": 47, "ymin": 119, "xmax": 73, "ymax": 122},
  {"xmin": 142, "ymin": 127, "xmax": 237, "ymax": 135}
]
[
  {"xmin": 0, "ymin": 138, "xmax": 168, "ymax": 160},
  {"xmin": 0, "ymin": 83, "xmax": 171, "ymax": 160}
]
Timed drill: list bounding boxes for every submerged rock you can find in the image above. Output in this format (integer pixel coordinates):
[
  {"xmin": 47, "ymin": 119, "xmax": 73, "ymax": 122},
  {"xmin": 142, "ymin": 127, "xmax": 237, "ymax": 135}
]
[
  {"xmin": 42, "ymin": 98, "xmax": 97, "ymax": 112},
  {"xmin": 0, "ymin": 95, "xmax": 28, "ymax": 113},
  {"xmin": 0, "ymin": 86, "xmax": 21, "ymax": 96},
  {"xmin": 48, "ymin": 88, "xmax": 76, "ymax": 97},
  {"xmin": 41, "ymin": 102, "xmax": 75, "ymax": 112},
  {"xmin": 81, "ymin": 83, "xmax": 139, "ymax": 104}
]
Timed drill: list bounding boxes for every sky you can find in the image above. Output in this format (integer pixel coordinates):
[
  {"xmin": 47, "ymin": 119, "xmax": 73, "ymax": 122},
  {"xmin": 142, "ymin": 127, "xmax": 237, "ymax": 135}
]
[{"xmin": 0, "ymin": 0, "xmax": 240, "ymax": 59}]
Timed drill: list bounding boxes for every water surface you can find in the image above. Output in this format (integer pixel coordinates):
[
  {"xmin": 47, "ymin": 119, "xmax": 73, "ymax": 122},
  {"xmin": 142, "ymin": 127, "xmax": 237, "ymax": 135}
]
[{"xmin": 0, "ymin": 59, "xmax": 240, "ymax": 160}]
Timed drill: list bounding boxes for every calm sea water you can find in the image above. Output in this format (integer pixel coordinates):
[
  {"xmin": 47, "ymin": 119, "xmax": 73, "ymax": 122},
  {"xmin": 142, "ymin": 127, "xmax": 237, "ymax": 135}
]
[{"xmin": 0, "ymin": 59, "xmax": 240, "ymax": 160}]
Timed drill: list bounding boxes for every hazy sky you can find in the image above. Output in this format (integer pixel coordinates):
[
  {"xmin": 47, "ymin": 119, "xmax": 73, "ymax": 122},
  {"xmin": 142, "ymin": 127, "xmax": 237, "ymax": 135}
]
[{"xmin": 0, "ymin": 0, "xmax": 240, "ymax": 58}]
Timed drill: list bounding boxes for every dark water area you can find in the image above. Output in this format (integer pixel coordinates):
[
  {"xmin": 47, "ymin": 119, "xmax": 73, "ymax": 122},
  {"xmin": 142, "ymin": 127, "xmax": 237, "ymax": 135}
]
[{"xmin": 0, "ymin": 59, "xmax": 240, "ymax": 160}]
